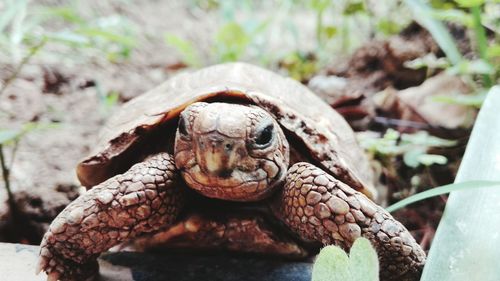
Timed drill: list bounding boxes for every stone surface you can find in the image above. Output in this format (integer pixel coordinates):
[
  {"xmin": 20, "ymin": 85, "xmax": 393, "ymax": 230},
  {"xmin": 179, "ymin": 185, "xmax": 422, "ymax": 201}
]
[{"xmin": 0, "ymin": 243, "xmax": 313, "ymax": 281}]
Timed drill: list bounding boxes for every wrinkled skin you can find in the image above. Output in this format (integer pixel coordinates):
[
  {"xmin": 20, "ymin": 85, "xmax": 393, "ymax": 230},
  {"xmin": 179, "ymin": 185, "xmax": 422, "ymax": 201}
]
[
  {"xmin": 174, "ymin": 103, "xmax": 289, "ymax": 201},
  {"xmin": 38, "ymin": 102, "xmax": 425, "ymax": 281}
]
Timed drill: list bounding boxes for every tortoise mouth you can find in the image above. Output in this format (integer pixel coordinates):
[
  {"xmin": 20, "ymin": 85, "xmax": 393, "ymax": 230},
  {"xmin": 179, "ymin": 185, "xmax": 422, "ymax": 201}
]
[{"xmin": 181, "ymin": 166, "xmax": 276, "ymax": 201}]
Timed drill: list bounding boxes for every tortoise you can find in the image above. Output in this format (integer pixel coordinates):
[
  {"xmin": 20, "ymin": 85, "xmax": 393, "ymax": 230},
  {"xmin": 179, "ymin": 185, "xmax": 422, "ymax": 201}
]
[{"xmin": 37, "ymin": 63, "xmax": 425, "ymax": 281}]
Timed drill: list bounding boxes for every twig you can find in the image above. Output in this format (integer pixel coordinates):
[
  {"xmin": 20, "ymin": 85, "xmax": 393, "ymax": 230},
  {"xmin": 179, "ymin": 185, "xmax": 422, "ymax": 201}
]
[
  {"xmin": 0, "ymin": 144, "xmax": 14, "ymax": 206},
  {"xmin": 0, "ymin": 39, "xmax": 46, "ymax": 97},
  {"xmin": 8, "ymin": 140, "xmax": 19, "ymax": 169},
  {"xmin": 470, "ymin": 5, "xmax": 492, "ymax": 88},
  {"xmin": 373, "ymin": 116, "xmax": 431, "ymax": 130}
]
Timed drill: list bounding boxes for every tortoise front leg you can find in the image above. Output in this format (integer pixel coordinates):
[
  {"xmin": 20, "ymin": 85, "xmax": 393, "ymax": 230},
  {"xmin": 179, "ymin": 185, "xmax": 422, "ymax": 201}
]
[
  {"xmin": 278, "ymin": 162, "xmax": 425, "ymax": 280},
  {"xmin": 37, "ymin": 153, "xmax": 184, "ymax": 281}
]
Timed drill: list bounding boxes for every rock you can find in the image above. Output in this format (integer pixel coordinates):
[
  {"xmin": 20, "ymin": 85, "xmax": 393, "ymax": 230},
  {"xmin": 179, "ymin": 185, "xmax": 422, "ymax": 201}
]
[
  {"xmin": 0, "ymin": 242, "xmax": 313, "ymax": 281},
  {"xmin": 0, "ymin": 185, "xmax": 79, "ymax": 243},
  {"xmin": 374, "ymin": 73, "xmax": 475, "ymax": 129}
]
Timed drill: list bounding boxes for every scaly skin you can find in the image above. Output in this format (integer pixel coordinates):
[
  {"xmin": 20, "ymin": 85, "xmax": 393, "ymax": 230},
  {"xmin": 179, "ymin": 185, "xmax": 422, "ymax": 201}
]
[
  {"xmin": 37, "ymin": 153, "xmax": 184, "ymax": 281},
  {"xmin": 38, "ymin": 102, "xmax": 425, "ymax": 280},
  {"xmin": 280, "ymin": 162, "xmax": 425, "ymax": 280}
]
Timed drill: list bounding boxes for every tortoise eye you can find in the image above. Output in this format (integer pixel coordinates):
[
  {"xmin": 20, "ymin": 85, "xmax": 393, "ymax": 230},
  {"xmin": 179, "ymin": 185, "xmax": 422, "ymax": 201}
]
[
  {"xmin": 178, "ymin": 116, "xmax": 189, "ymax": 136},
  {"xmin": 255, "ymin": 124, "xmax": 274, "ymax": 146}
]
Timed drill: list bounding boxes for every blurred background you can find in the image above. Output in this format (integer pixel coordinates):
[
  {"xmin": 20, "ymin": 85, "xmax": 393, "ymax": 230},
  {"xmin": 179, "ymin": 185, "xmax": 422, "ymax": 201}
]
[{"xmin": 0, "ymin": 0, "xmax": 498, "ymax": 254}]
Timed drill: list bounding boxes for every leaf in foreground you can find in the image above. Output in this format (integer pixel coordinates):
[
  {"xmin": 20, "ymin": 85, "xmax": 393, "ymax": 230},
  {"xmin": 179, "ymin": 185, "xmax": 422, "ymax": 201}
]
[
  {"xmin": 349, "ymin": 238, "xmax": 379, "ymax": 281},
  {"xmin": 312, "ymin": 245, "xmax": 350, "ymax": 281},
  {"xmin": 312, "ymin": 238, "xmax": 379, "ymax": 281}
]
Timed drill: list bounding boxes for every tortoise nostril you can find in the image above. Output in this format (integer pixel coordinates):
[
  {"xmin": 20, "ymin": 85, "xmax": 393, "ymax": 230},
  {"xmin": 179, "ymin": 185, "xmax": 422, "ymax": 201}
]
[{"xmin": 218, "ymin": 169, "xmax": 232, "ymax": 178}]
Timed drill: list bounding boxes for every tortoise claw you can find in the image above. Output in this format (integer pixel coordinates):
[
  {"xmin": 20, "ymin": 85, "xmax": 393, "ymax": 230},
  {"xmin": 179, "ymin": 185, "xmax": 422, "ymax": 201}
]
[
  {"xmin": 46, "ymin": 271, "xmax": 60, "ymax": 281},
  {"xmin": 36, "ymin": 255, "xmax": 46, "ymax": 275}
]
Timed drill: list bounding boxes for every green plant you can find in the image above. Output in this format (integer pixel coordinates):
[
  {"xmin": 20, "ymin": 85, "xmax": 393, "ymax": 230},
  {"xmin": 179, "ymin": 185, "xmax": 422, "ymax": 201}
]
[
  {"xmin": 39, "ymin": 7, "xmax": 138, "ymax": 62},
  {"xmin": 309, "ymin": 0, "xmax": 335, "ymax": 50},
  {"xmin": 0, "ymin": 1, "xmax": 138, "ymax": 65},
  {"xmin": 359, "ymin": 129, "xmax": 456, "ymax": 168},
  {"xmin": 0, "ymin": 1, "xmax": 138, "ymax": 99},
  {"xmin": 386, "ymin": 180, "xmax": 500, "ymax": 212},
  {"xmin": 92, "ymin": 80, "xmax": 120, "ymax": 115},
  {"xmin": 312, "ymin": 237, "xmax": 379, "ymax": 281},
  {"xmin": 164, "ymin": 0, "xmax": 414, "ymax": 78},
  {"xmin": 164, "ymin": 34, "xmax": 202, "ymax": 67},
  {"xmin": 0, "ymin": 123, "xmax": 53, "ymax": 205},
  {"xmin": 404, "ymin": 0, "xmax": 499, "ymax": 93},
  {"xmin": 419, "ymin": 86, "xmax": 500, "ymax": 280},
  {"xmin": 459, "ymin": 1, "xmax": 492, "ymax": 82},
  {"xmin": 279, "ymin": 51, "xmax": 318, "ymax": 82},
  {"xmin": 379, "ymin": 87, "xmax": 500, "ymax": 280},
  {"xmin": 0, "ymin": 39, "xmax": 46, "ymax": 97},
  {"xmin": 404, "ymin": 0, "xmax": 463, "ymax": 64},
  {"xmin": 213, "ymin": 22, "xmax": 252, "ymax": 62},
  {"xmin": 165, "ymin": 16, "xmax": 269, "ymax": 66}
]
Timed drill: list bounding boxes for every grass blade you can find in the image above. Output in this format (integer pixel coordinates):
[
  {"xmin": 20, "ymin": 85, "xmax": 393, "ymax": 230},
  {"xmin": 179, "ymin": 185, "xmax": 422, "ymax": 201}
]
[
  {"xmin": 403, "ymin": 0, "xmax": 462, "ymax": 64},
  {"xmin": 470, "ymin": 5, "xmax": 492, "ymax": 87},
  {"xmin": 386, "ymin": 180, "xmax": 500, "ymax": 212}
]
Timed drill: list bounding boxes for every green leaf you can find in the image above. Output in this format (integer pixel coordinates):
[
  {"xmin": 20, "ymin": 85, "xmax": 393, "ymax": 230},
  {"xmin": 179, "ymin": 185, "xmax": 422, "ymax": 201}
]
[
  {"xmin": 44, "ymin": 31, "xmax": 90, "ymax": 46},
  {"xmin": 421, "ymin": 86, "xmax": 500, "ymax": 281},
  {"xmin": 454, "ymin": 0, "xmax": 485, "ymax": 7},
  {"xmin": 37, "ymin": 6, "xmax": 86, "ymax": 25},
  {"xmin": 386, "ymin": 180, "xmax": 500, "ymax": 212},
  {"xmin": 279, "ymin": 51, "xmax": 318, "ymax": 82},
  {"xmin": 403, "ymin": 150, "xmax": 449, "ymax": 168},
  {"xmin": 486, "ymin": 44, "xmax": 500, "ymax": 59},
  {"xmin": 430, "ymin": 9, "xmax": 474, "ymax": 27},
  {"xmin": 164, "ymin": 33, "xmax": 201, "ymax": 67},
  {"xmin": 103, "ymin": 90, "xmax": 119, "ymax": 108},
  {"xmin": 404, "ymin": 54, "xmax": 450, "ymax": 70},
  {"xmin": 432, "ymin": 92, "xmax": 486, "ymax": 108},
  {"xmin": 470, "ymin": 5, "xmax": 492, "ymax": 87},
  {"xmin": 349, "ymin": 238, "xmax": 379, "ymax": 281},
  {"xmin": 214, "ymin": 22, "xmax": 250, "ymax": 62},
  {"xmin": 0, "ymin": 122, "xmax": 39, "ymax": 145},
  {"xmin": 384, "ymin": 129, "xmax": 400, "ymax": 141},
  {"xmin": 360, "ymin": 129, "xmax": 455, "ymax": 168},
  {"xmin": 400, "ymin": 131, "xmax": 456, "ymax": 147},
  {"xmin": 309, "ymin": 0, "xmax": 331, "ymax": 12},
  {"xmin": 343, "ymin": 1, "xmax": 366, "ymax": 15},
  {"xmin": 76, "ymin": 27, "xmax": 136, "ymax": 48},
  {"xmin": 0, "ymin": 129, "xmax": 21, "ymax": 144},
  {"xmin": 404, "ymin": 0, "xmax": 463, "ymax": 65},
  {"xmin": 403, "ymin": 149, "xmax": 426, "ymax": 168},
  {"xmin": 0, "ymin": 0, "xmax": 28, "ymax": 34},
  {"xmin": 418, "ymin": 154, "xmax": 448, "ymax": 166},
  {"xmin": 312, "ymin": 245, "xmax": 351, "ymax": 281},
  {"xmin": 446, "ymin": 59, "xmax": 495, "ymax": 75},
  {"xmin": 242, "ymin": 18, "xmax": 270, "ymax": 37},
  {"xmin": 376, "ymin": 19, "xmax": 403, "ymax": 35},
  {"xmin": 321, "ymin": 25, "xmax": 338, "ymax": 39}
]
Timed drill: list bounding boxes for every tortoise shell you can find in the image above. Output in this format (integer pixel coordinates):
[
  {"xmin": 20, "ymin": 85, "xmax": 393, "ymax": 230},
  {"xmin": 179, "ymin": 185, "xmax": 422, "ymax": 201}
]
[{"xmin": 77, "ymin": 63, "xmax": 375, "ymax": 199}]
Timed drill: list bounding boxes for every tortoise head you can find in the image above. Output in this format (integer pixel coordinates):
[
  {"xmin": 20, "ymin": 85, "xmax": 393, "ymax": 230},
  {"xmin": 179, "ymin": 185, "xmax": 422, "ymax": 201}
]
[{"xmin": 174, "ymin": 102, "xmax": 290, "ymax": 201}]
